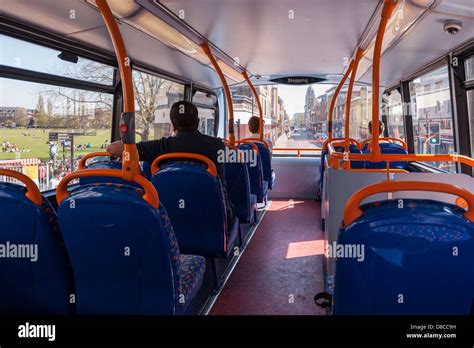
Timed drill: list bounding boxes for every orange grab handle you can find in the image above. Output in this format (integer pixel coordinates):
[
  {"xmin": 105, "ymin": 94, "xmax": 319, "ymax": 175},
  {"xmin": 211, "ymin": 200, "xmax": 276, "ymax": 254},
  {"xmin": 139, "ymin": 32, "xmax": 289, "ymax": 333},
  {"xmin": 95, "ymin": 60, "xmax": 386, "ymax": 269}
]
[
  {"xmin": 96, "ymin": 0, "xmax": 140, "ymax": 181},
  {"xmin": 328, "ymin": 63, "xmax": 354, "ymax": 142},
  {"xmin": 201, "ymin": 43, "xmax": 235, "ymax": 145},
  {"xmin": 323, "ymin": 138, "xmax": 361, "ymax": 151},
  {"xmin": 328, "ymin": 150, "xmax": 474, "ymax": 168},
  {"xmin": 343, "ymin": 181, "xmax": 474, "ymax": 226},
  {"xmin": 151, "ymin": 153, "xmax": 217, "ymax": 177},
  {"xmin": 0, "ymin": 169, "xmax": 42, "ymax": 206},
  {"xmin": 78, "ymin": 152, "xmax": 114, "ymax": 170},
  {"xmin": 362, "ymin": 137, "xmax": 408, "ymax": 151},
  {"xmin": 240, "ymin": 138, "xmax": 269, "ymax": 149},
  {"xmin": 371, "ymin": 0, "xmax": 398, "ymax": 156},
  {"xmin": 344, "ymin": 47, "xmax": 365, "ymax": 152},
  {"xmin": 56, "ymin": 169, "xmax": 158, "ymax": 208},
  {"xmin": 242, "ymin": 72, "xmax": 264, "ymax": 141},
  {"xmin": 96, "ymin": 0, "xmax": 133, "ymax": 113},
  {"xmin": 235, "ymin": 140, "xmax": 259, "ymax": 153}
]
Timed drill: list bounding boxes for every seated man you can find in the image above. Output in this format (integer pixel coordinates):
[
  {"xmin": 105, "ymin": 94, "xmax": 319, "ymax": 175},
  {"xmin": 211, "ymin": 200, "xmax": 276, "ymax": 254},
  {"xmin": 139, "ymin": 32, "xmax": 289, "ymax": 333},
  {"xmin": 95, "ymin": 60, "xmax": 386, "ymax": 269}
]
[
  {"xmin": 247, "ymin": 116, "xmax": 273, "ymax": 151},
  {"xmin": 367, "ymin": 120, "xmax": 389, "ymax": 143},
  {"xmin": 107, "ymin": 100, "xmax": 234, "ymax": 224}
]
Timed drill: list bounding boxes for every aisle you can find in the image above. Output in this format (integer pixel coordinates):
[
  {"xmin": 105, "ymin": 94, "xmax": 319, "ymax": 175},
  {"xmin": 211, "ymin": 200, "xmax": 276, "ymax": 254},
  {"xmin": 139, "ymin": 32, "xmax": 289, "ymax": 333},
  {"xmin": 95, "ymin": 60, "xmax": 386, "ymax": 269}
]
[{"xmin": 210, "ymin": 199, "xmax": 326, "ymax": 315}]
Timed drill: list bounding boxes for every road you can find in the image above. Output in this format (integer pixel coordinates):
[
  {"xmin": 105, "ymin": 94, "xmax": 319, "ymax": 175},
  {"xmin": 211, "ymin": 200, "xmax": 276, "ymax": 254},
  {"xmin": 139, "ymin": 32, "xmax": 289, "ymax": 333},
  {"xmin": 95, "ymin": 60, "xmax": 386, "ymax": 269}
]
[{"xmin": 273, "ymin": 131, "xmax": 323, "ymax": 156}]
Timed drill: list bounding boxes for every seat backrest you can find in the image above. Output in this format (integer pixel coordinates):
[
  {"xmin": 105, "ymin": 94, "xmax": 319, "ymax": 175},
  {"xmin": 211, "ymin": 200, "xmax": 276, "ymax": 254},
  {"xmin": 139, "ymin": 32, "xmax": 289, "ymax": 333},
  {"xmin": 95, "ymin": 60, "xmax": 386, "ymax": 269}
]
[
  {"xmin": 57, "ymin": 184, "xmax": 181, "ymax": 315},
  {"xmin": 0, "ymin": 182, "xmax": 73, "ymax": 314},
  {"xmin": 252, "ymin": 142, "xmax": 273, "ymax": 188},
  {"xmin": 362, "ymin": 143, "xmax": 408, "ymax": 169},
  {"xmin": 225, "ymin": 159, "xmax": 252, "ymax": 223},
  {"xmin": 79, "ymin": 160, "xmax": 151, "ymax": 186},
  {"xmin": 151, "ymin": 161, "xmax": 228, "ymax": 257},
  {"xmin": 334, "ymin": 199, "xmax": 474, "ymax": 315},
  {"xmin": 238, "ymin": 143, "xmax": 265, "ymax": 202}
]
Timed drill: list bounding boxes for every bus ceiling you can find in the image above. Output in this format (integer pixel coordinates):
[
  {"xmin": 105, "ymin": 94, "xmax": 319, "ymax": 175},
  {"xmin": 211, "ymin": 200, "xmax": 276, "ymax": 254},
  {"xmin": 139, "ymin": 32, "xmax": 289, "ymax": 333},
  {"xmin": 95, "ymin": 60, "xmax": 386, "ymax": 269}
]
[{"xmin": 1, "ymin": 0, "xmax": 473, "ymax": 89}]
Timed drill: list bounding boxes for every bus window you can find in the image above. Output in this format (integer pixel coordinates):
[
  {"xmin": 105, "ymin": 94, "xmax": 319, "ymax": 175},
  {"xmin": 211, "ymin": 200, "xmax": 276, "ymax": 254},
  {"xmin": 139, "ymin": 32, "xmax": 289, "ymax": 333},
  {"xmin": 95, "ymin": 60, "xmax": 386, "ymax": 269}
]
[
  {"xmin": 409, "ymin": 65, "xmax": 455, "ymax": 172},
  {"xmin": 385, "ymin": 89, "xmax": 405, "ymax": 141},
  {"xmin": 192, "ymin": 90, "xmax": 217, "ymax": 136},
  {"xmin": 133, "ymin": 70, "xmax": 185, "ymax": 140},
  {"xmin": 0, "ymin": 78, "xmax": 112, "ymax": 191},
  {"xmin": 0, "ymin": 35, "xmax": 115, "ymax": 85},
  {"xmin": 466, "ymin": 56, "xmax": 474, "ymax": 157}
]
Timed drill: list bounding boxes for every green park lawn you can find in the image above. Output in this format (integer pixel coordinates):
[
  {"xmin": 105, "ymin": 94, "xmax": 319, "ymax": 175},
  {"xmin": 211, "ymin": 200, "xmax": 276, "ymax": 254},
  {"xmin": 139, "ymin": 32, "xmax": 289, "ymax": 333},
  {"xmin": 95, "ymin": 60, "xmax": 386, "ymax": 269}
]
[{"xmin": 0, "ymin": 128, "xmax": 111, "ymax": 162}]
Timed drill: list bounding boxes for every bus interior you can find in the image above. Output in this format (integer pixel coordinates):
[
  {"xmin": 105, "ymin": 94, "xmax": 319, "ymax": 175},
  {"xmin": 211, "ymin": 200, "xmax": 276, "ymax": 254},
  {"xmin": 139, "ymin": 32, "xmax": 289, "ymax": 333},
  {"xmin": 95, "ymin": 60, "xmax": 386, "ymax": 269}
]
[{"xmin": 0, "ymin": 0, "xmax": 473, "ymax": 323}]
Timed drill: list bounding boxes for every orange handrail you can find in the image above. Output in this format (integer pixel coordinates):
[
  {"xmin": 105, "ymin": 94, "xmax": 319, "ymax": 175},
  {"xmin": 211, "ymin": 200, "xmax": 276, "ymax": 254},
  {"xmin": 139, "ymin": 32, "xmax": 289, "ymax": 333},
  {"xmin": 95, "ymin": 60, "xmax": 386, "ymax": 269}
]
[
  {"xmin": 242, "ymin": 72, "xmax": 264, "ymax": 140},
  {"xmin": 323, "ymin": 138, "xmax": 361, "ymax": 151},
  {"xmin": 272, "ymin": 147, "xmax": 322, "ymax": 158},
  {"xmin": 235, "ymin": 140, "xmax": 259, "ymax": 153},
  {"xmin": 343, "ymin": 181, "xmax": 474, "ymax": 226},
  {"xmin": 0, "ymin": 169, "xmax": 42, "ymax": 206},
  {"xmin": 96, "ymin": 0, "xmax": 139, "ymax": 180},
  {"xmin": 328, "ymin": 64, "xmax": 354, "ymax": 142},
  {"xmin": 56, "ymin": 169, "xmax": 159, "ymax": 208},
  {"xmin": 240, "ymin": 138, "xmax": 269, "ymax": 149},
  {"xmin": 78, "ymin": 152, "xmax": 113, "ymax": 170},
  {"xmin": 362, "ymin": 137, "xmax": 408, "ymax": 151},
  {"xmin": 151, "ymin": 153, "xmax": 217, "ymax": 177},
  {"xmin": 344, "ymin": 47, "xmax": 365, "ymax": 152},
  {"xmin": 342, "ymin": 168, "xmax": 408, "ymax": 173},
  {"xmin": 371, "ymin": 0, "xmax": 398, "ymax": 158},
  {"xmin": 327, "ymin": 143, "xmax": 474, "ymax": 169},
  {"xmin": 202, "ymin": 43, "xmax": 235, "ymax": 145}
]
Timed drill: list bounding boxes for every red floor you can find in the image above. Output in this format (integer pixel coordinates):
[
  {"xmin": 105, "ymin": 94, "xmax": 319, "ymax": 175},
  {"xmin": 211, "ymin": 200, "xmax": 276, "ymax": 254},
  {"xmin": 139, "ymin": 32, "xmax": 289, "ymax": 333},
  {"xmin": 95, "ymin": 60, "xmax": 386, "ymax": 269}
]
[{"xmin": 210, "ymin": 199, "xmax": 326, "ymax": 315}]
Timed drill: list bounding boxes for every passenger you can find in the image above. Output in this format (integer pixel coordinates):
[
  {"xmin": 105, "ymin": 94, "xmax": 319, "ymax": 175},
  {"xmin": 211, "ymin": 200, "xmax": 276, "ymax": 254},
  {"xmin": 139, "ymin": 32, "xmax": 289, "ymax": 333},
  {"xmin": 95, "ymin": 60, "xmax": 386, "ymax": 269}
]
[
  {"xmin": 368, "ymin": 120, "xmax": 387, "ymax": 139},
  {"xmin": 107, "ymin": 101, "xmax": 234, "ymax": 224},
  {"xmin": 248, "ymin": 116, "xmax": 273, "ymax": 152},
  {"xmin": 49, "ymin": 169, "xmax": 61, "ymax": 189}
]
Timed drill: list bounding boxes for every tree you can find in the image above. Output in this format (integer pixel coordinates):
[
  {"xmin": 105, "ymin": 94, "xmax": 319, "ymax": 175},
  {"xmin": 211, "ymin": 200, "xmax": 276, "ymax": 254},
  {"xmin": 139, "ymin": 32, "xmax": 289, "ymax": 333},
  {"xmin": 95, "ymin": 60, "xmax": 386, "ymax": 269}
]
[
  {"xmin": 47, "ymin": 98, "xmax": 54, "ymax": 118},
  {"xmin": 133, "ymin": 71, "xmax": 174, "ymax": 141},
  {"xmin": 35, "ymin": 94, "xmax": 49, "ymax": 127},
  {"xmin": 13, "ymin": 108, "xmax": 29, "ymax": 127}
]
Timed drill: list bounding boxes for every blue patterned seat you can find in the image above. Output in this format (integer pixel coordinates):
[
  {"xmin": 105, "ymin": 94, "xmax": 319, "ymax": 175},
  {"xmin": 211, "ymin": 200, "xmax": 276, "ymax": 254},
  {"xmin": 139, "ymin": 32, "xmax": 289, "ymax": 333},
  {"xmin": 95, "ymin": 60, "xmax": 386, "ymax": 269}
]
[
  {"xmin": 57, "ymin": 183, "xmax": 205, "ymax": 315},
  {"xmin": 178, "ymin": 254, "xmax": 206, "ymax": 313},
  {"xmin": 334, "ymin": 199, "xmax": 474, "ymax": 315},
  {"xmin": 238, "ymin": 143, "xmax": 267, "ymax": 203},
  {"xmin": 0, "ymin": 182, "xmax": 74, "ymax": 314}
]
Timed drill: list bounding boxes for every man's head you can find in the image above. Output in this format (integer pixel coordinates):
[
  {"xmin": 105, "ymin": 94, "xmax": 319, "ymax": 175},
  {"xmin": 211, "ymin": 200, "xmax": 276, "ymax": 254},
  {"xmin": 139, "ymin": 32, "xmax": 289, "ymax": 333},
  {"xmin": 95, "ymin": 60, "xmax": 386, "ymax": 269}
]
[
  {"xmin": 368, "ymin": 120, "xmax": 385, "ymax": 136},
  {"xmin": 170, "ymin": 101, "xmax": 200, "ymax": 132},
  {"xmin": 248, "ymin": 116, "xmax": 262, "ymax": 134}
]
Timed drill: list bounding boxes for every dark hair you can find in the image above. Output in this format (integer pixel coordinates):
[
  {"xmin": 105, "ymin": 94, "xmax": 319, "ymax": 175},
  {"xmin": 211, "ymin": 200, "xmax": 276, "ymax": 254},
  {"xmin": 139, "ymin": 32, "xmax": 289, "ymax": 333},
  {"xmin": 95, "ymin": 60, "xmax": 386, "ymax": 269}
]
[
  {"xmin": 248, "ymin": 116, "xmax": 261, "ymax": 134},
  {"xmin": 170, "ymin": 101, "xmax": 199, "ymax": 131},
  {"xmin": 368, "ymin": 120, "xmax": 385, "ymax": 135}
]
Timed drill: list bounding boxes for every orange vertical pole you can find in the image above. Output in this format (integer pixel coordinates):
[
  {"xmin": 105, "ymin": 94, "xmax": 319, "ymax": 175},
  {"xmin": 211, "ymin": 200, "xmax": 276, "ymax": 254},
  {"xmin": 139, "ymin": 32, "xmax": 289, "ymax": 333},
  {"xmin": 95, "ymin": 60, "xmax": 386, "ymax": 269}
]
[
  {"xmin": 242, "ymin": 71, "xmax": 264, "ymax": 140},
  {"xmin": 371, "ymin": 0, "xmax": 398, "ymax": 159},
  {"xmin": 328, "ymin": 62, "xmax": 354, "ymax": 142},
  {"xmin": 344, "ymin": 48, "xmax": 365, "ymax": 152},
  {"xmin": 96, "ymin": 0, "xmax": 139, "ymax": 180},
  {"xmin": 202, "ymin": 43, "xmax": 236, "ymax": 145}
]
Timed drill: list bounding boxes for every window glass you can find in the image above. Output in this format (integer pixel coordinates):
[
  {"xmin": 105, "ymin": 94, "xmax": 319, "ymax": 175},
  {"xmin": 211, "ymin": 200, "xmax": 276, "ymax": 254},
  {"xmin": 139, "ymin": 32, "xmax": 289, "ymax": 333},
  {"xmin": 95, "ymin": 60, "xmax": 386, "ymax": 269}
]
[
  {"xmin": 133, "ymin": 70, "xmax": 185, "ymax": 141},
  {"xmin": 0, "ymin": 78, "xmax": 112, "ymax": 191},
  {"xmin": 409, "ymin": 65, "xmax": 455, "ymax": 172},
  {"xmin": 197, "ymin": 107, "xmax": 216, "ymax": 136},
  {"xmin": 384, "ymin": 89, "xmax": 405, "ymax": 141},
  {"xmin": 193, "ymin": 90, "xmax": 217, "ymax": 106},
  {"xmin": 0, "ymin": 35, "xmax": 115, "ymax": 86},
  {"xmin": 465, "ymin": 56, "xmax": 474, "ymax": 81},
  {"xmin": 468, "ymin": 90, "xmax": 474, "ymax": 157}
]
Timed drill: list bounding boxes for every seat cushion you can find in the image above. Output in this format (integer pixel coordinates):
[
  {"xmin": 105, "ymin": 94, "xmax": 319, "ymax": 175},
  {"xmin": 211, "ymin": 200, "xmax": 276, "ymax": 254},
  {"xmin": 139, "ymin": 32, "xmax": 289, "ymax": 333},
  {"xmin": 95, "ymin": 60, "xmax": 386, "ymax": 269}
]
[{"xmin": 178, "ymin": 254, "xmax": 206, "ymax": 312}]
